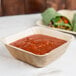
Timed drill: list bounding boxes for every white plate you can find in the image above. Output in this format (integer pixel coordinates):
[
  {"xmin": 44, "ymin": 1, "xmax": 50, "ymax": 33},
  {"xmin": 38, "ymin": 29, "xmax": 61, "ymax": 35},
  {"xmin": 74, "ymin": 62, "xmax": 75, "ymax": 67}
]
[{"xmin": 36, "ymin": 10, "xmax": 76, "ymax": 34}]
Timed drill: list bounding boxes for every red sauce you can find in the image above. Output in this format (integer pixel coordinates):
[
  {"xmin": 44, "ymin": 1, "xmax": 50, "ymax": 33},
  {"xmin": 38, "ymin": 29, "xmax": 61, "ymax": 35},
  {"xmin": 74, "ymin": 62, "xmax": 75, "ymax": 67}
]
[{"xmin": 10, "ymin": 34, "xmax": 67, "ymax": 55}]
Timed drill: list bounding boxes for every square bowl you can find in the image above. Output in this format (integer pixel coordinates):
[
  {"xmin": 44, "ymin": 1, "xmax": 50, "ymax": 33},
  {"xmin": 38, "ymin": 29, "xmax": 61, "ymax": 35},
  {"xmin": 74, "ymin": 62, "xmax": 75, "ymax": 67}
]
[{"xmin": 1, "ymin": 26, "xmax": 74, "ymax": 67}]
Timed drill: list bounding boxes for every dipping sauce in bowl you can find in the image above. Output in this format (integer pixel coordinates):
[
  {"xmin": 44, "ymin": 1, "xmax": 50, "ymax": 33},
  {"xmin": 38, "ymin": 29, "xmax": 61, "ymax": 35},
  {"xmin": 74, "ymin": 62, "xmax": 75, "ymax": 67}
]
[{"xmin": 10, "ymin": 34, "xmax": 67, "ymax": 55}]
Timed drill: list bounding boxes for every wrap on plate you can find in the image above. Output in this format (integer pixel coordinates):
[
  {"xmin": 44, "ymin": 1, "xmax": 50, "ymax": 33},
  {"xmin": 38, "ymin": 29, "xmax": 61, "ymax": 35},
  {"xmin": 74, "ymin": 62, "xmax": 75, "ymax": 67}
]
[{"xmin": 42, "ymin": 8, "xmax": 72, "ymax": 31}]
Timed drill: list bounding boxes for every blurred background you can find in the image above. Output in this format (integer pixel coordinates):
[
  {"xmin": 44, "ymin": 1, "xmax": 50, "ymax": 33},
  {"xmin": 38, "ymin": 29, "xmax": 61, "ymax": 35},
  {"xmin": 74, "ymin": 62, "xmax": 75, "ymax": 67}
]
[{"xmin": 0, "ymin": 0, "xmax": 76, "ymax": 16}]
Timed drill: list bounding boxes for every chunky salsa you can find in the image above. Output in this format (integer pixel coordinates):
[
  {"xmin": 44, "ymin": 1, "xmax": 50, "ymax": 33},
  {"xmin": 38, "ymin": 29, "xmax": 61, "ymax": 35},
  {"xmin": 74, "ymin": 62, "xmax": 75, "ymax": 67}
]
[{"xmin": 10, "ymin": 34, "xmax": 67, "ymax": 55}]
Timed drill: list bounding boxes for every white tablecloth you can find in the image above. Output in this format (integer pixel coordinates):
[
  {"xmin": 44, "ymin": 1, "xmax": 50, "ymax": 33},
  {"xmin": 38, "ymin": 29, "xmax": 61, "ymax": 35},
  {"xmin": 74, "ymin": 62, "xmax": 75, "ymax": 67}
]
[{"xmin": 0, "ymin": 14, "xmax": 76, "ymax": 76}]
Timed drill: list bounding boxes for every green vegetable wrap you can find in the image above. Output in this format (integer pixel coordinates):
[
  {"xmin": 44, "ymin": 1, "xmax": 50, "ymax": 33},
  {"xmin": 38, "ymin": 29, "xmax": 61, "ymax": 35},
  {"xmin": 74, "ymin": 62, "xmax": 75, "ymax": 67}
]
[
  {"xmin": 42, "ymin": 8, "xmax": 72, "ymax": 31},
  {"xmin": 42, "ymin": 8, "xmax": 57, "ymax": 25},
  {"xmin": 72, "ymin": 13, "xmax": 76, "ymax": 31}
]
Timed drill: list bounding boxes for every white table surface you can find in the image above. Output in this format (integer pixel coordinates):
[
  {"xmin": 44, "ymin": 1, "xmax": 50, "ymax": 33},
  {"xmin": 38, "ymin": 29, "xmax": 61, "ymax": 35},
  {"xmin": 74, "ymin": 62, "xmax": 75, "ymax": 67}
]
[{"xmin": 0, "ymin": 14, "xmax": 76, "ymax": 76}]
